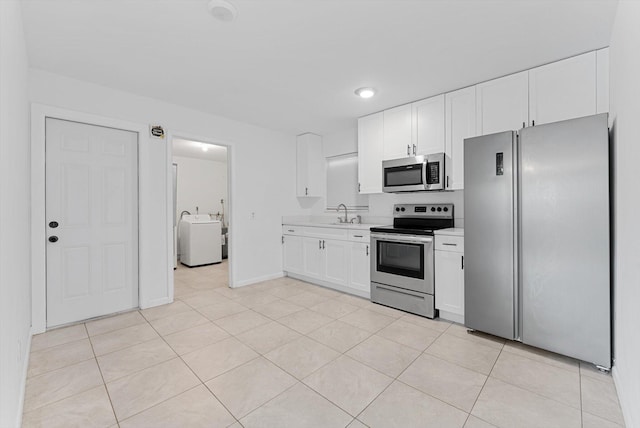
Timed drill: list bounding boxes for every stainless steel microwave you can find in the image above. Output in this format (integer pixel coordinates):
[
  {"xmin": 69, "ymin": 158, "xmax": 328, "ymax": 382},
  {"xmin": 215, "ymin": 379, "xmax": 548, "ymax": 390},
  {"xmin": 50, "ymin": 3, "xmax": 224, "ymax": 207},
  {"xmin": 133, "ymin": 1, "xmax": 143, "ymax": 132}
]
[{"xmin": 382, "ymin": 153, "xmax": 448, "ymax": 192}]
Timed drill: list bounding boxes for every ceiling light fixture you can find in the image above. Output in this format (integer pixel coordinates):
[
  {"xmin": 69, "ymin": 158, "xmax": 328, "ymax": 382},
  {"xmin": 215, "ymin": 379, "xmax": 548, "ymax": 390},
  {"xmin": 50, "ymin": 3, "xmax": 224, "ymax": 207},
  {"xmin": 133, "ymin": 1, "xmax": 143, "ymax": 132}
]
[
  {"xmin": 355, "ymin": 87, "xmax": 376, "ymax": 99},
  {"xmin": 201, "ymin": 144, "xmax": 209, "ymax": 152},
  {"xmin": 208, "ymin": 0, "xmax": 238, "ymax": 22}
]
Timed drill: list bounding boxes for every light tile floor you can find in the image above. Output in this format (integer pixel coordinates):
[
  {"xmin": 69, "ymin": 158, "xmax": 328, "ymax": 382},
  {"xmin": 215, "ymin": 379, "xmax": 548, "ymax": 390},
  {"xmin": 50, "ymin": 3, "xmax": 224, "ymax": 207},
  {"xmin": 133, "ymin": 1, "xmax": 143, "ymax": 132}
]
[{"xmin": 23, "ymin": 260, "xmax": 626, "ymax": 427}]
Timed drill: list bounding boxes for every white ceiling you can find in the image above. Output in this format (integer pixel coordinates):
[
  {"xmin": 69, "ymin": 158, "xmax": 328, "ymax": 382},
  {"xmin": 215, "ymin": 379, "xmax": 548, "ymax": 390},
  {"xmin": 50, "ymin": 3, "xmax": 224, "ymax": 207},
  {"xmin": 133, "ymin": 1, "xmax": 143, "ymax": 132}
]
[
  {"xmin": 21, "ymin": 0, "xmax": 618, "ymax": 136},
  {"xmin": 173, "ymin": 138, "xmax": 228, "ymax": 162}
]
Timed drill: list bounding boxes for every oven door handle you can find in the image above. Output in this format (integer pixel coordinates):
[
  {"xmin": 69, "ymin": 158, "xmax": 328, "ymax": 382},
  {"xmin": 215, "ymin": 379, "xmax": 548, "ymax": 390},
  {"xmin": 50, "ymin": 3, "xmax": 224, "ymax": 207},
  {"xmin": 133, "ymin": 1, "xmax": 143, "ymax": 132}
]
[{"xmin": 370, "ymin": 233, "xmax": 433, "ymax": 244}]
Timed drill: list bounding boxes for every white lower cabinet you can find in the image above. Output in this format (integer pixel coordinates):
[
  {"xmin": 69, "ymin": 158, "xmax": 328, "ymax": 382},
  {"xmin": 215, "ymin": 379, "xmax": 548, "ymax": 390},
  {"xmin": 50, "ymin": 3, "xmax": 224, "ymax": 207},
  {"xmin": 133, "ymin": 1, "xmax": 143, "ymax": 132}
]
[
  {"xmin": 435, "ymin": 234, "xmax": 465, "ymax": 323},
  {"xmin": 282, "ymin": 234, "xmax": 303, "ymax": 274},
  {"xmin": 349, "ymin": 242, "xmax": 370, "ymax": 293},
  {"xmin": 302, "ymin": 237, "xmax": 323, "ymax": 278},
  {"xmin": 323, "ymin": 239, "xmax": 349, "ymax": 287},
  {"xmin": 283, "ymin": 225, "xmax": 371, "ymax": 298}
]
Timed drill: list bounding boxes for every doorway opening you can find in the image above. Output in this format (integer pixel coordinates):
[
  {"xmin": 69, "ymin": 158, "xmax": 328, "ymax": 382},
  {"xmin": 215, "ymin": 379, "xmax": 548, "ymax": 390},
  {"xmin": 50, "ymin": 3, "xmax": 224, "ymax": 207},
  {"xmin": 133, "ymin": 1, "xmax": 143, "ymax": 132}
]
[{"xmin": 172, "ymin": 138, "xmax": 231, "ymax": 296}]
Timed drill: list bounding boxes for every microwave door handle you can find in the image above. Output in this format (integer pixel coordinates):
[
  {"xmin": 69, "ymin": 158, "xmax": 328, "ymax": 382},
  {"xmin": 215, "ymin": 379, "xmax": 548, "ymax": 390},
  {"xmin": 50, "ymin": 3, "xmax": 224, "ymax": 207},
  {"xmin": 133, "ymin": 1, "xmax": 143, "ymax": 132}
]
[{"xmin": 423, "ymin": 160, "xmax": 428, "ymax": 189}]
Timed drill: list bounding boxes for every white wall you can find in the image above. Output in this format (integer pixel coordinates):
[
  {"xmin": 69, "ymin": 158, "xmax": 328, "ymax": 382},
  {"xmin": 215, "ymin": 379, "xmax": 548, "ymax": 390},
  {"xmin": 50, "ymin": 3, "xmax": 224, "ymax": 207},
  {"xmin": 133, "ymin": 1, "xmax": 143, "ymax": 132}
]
[
  {"xmin": 29, "ymin": 69, "xmax": 304, "ymax": 291},
  {"xmin": 173, "ymin": 156, "xmax": 228, "ymax": 219},
  {"xmin": 609, "ymin": 2, "xmax": 640, "ymax": 426},
  {"xmin": 0, "ymin": 0, "xmax": 32, "ymax": 426}
]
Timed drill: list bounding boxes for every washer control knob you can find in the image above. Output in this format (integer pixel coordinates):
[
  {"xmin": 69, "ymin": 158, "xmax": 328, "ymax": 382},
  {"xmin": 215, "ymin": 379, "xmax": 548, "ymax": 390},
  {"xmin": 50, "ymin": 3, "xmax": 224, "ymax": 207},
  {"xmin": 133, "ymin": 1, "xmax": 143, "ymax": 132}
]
[
  {"xmin": 395, "ymin": 207, "xmax": 400, "ymax": 212},
  {"xmin": 400, "ymin": 207, "xmax": 406, "ymax": 212},
  {"xmin": 437, "ymin": 207, "xmax": 442, "ymax": 212},
  {"xmin": 443, "ymin": 207, "xmax": 449, "ymax": 212},
  {"xmin": 431, "ymin": 207, "xmax": 436, "ymax": 212}
]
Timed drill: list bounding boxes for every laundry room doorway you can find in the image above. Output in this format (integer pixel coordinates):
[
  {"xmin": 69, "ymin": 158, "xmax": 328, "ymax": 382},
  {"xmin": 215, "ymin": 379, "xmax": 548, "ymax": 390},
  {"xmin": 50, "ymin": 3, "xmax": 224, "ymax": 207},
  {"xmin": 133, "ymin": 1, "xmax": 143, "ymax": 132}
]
[{"xmin": 171, "ymin": 137, "xmax": 231, "ymax": 296}]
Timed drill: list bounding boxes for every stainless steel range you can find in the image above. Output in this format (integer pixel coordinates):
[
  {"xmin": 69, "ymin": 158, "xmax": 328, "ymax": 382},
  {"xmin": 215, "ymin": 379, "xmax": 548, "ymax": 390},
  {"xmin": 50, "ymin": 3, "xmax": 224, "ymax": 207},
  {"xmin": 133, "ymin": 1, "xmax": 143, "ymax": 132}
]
[{"xmin": 370, "ymin": 204, "xmax": 454, "ymax": 318}]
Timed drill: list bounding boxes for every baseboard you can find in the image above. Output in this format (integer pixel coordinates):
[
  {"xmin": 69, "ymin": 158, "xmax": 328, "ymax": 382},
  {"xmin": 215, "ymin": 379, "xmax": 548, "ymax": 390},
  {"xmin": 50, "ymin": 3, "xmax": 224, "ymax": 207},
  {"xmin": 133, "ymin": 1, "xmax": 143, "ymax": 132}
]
[
  {"xmin": 285, "ymin": 272, "xmax": 370, "ymax": 299},
  {"xmin": 232, "ymin": 272, "xmax": 285, "ymax": 288},
  {"xmin": 16, "ymin": 327, "xmax": 33, "ymax": 428},
  {"xmin": 612, "ymin": 364, "xmax": 635, "ymax": 428},
  {"xmin": 438, "ymin": 310, "xmax": 464, "ymax": 324},
  {"xmin": 139, "ymin": 296, "xmax": 172, "ymax": 310}
]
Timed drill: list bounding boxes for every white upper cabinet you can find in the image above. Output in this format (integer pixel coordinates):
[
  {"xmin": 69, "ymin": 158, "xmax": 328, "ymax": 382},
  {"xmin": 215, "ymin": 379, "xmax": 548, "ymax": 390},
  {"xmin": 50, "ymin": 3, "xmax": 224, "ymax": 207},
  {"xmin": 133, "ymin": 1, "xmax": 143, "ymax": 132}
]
[
  {"xmin": 357, "ymin": 112, "xmax": 384, "ymax": 194},
  {"xmin": 529, "ymin": 51, "xmax": 597, "ymax": 126},
  {"xmin": 445, "ymin": 86, "xmax": 476, "ymax": 190},
  {"xmin": 476, "ymin": 71, "xmax": 529, "ymax": 134},
  {"xmin": 296, "ymin": 133, "xmax": 323, "ymax": 197},
  {"xmin": 596, "ymin": 47, "xmax": 610, "ymax": 115},
  {"xmin": 383, "ymin": 104, "xmax": 413, "ymax": 160},
  {"xmin": 413, "ymin": 94, "xmax": 445, "ymax": 156}
]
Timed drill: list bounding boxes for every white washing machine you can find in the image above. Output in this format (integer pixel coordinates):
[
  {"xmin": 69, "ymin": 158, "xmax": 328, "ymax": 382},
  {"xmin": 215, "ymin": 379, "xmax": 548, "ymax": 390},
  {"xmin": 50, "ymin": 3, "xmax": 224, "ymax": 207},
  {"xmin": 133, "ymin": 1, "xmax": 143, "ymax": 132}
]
[{"xmin": 179, "ymin": 215, "xmax": 222, "ymax": 267}]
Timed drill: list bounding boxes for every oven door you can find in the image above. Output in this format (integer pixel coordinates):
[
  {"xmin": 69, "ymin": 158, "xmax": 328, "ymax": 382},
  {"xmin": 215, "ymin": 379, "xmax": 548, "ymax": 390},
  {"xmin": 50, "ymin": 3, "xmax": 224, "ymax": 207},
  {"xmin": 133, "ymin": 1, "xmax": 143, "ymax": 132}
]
[{"xmin": 370, "ymin": 233, "xmax": 434, "ymax": 294}]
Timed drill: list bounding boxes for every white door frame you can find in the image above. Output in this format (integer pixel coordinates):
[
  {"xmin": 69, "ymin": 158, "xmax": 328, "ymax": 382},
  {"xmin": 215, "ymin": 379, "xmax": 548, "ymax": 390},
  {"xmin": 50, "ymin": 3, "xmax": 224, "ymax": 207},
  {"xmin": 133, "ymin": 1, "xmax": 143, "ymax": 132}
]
[
  {"xmin": 168, "ymin": 130, "xmax": 235, "ymax": 289},
  {"xmin": 30, "ymin": 104, "xmax": 168, "ymax": 334}
]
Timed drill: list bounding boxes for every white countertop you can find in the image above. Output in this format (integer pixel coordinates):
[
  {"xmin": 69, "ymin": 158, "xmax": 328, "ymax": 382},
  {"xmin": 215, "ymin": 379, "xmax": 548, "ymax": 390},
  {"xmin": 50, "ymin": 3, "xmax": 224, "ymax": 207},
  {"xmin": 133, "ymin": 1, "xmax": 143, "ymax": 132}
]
[
  {"xmin": 434, "ymin": 227, "xmax": 464, "ymax": 236},
  {"xmin": 282, "ymin": 221, "xmax": 386, "ymax": 231}
]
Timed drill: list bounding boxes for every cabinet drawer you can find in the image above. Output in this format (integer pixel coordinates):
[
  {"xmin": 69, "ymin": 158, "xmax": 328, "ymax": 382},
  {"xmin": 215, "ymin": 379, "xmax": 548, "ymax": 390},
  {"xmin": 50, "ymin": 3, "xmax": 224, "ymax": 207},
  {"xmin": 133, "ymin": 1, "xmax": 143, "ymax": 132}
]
[
  {"xmin": 282, "ymin": 225, "xmax": 303, "ymax": 236},
  {"xmin": 304, "ymin": 226, "xmax": 349, "ymax": 240},
  {"xmin": 435, "ymin": 235, "xmax": 464, "ymax": 252},
  {"xmin": 348, "ymin": 230, "xmax": 370, "ymax": 242}
]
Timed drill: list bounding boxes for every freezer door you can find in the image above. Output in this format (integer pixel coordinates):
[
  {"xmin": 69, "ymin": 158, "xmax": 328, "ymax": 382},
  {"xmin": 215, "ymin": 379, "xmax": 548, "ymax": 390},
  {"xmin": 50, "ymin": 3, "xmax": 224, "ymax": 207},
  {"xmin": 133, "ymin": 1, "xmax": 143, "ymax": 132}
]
[
  {"xmin": 520, "ymin": 114, "xmax": 610, "ymax": 368},
  {"xmin": 464, "ymin": 131, "xmax": 517, "ymax": 340}
]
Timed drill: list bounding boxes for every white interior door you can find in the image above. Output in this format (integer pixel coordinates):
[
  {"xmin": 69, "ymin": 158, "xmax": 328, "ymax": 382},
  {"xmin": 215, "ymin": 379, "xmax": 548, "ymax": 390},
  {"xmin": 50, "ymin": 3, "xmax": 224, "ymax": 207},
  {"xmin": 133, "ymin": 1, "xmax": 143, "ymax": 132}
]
[{"xmin": 46, "ymin": 118, "xmax": 138, "ymax": 327}]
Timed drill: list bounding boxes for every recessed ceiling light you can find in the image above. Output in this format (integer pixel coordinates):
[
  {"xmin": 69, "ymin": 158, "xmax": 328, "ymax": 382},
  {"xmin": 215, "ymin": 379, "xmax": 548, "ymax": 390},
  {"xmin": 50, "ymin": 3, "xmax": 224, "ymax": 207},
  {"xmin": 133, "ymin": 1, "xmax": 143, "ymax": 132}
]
[
  {"xmin": 201, "ymin": 144, "xmax": 209, "ymax": 152},
  {"xmin": 355, "ymin": 87, "xmax": 376, "ymax": 99},
  {"xmin": 208, "ymin": 0, "xmax": 238, "ymax": 22}
]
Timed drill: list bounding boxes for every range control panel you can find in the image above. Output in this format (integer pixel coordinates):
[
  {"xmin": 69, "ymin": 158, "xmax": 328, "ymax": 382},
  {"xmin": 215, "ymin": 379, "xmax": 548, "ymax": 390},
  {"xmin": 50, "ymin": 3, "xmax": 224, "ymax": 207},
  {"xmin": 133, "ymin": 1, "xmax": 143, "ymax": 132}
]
[{"xmin": 393, "ymin": 204, "xmax": 454, "ymax": 218}]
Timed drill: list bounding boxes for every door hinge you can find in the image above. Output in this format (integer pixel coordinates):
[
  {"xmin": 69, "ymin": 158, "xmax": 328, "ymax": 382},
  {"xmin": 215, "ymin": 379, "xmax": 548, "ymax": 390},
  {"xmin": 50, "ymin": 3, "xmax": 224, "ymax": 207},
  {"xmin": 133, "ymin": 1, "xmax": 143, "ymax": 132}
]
[
  {"xmin": 413, "ymin": 144, "xmax": 416, "ymax": 155},
  {"xmin": 305, "ymin": 187, "xmax": 308, "ymax": 196},
  {"xmin": 282, "ymin": 236, "xmax": 284, "ymax": 244},
  {"xmin": 366, "ymin": 245, "xmax": 369, "ymax": 256},
  {"xmin": 532, "ymin": 120, "xmax": 535, "ymax": 126},
  {"xmin": 407, "ymin": 145, "xmax": 410, "ymax": 155},
  {"xmin": 358, "ymin": 182, "xmax": 361, "ymax": 192}
]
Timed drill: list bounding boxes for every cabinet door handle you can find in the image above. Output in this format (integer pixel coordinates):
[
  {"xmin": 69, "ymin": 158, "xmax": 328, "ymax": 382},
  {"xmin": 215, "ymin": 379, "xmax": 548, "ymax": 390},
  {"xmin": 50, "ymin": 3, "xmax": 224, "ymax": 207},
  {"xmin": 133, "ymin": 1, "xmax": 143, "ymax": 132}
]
[
  {"xmin": 412, "ymin": 144, "xmax": 416, "ymax": 155},
  {"xmin": 322, "ymin": 240, "xmax": 325, "ymax": 249},
  {"xmin": 366, "ymin": 245, "xmax": 369, "ymax": 256},
  {"xmin": 522, "ymin": 121, "xmax": 525, "ymax": 128},
  {"xmin": 287, "ymin": 229, "xmax": 295, "ymax": 232},
  {"xmin": 442, "ymin": 243, "xmax": 457, "ymax": 246},
  {"xmin": 354, "ymin": 235, "xmax": 363, "ymax": 238},
  {"xmin": 461, "ymin": 255, "xmax": 464, "ymax": 269},
  {"xmin": 319, "ymin": 240, "xmax": 322, "ymax": 249},
  {"xmin": 446, "ymin": 175, "xmax": 450, "ymax": 188},
  {"xmin": 532, "ymin": 120, "xmax": 535, "ymax": 126}
]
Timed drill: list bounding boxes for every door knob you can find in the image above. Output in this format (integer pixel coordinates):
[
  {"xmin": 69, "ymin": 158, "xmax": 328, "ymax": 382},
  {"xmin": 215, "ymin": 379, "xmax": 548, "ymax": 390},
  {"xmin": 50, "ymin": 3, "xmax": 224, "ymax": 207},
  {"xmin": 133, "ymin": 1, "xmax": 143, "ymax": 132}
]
[
  {"xmin": 48, "ymin": 236, "xmax": 58, "ymax": 243},
  {"xmin": 49, "ymin": 221, "xmax": 59, "ymax": 228}
]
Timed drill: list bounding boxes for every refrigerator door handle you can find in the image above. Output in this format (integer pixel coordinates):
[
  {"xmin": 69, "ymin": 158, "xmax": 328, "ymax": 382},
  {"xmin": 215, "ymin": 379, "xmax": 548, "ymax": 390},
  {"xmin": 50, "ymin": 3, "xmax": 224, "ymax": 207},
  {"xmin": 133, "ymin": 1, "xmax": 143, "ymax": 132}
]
[{"xmin": 514, "ymin": 132, "xmax": 522, "ymax": 341}]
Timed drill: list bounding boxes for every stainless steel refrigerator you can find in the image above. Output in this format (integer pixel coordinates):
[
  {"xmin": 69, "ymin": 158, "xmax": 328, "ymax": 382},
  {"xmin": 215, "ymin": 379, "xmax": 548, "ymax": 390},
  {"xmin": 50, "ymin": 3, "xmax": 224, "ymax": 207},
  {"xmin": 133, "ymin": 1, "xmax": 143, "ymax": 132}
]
[{"xmin": 464, "ymin": 113, "xmax": 611, "ymax": 369}]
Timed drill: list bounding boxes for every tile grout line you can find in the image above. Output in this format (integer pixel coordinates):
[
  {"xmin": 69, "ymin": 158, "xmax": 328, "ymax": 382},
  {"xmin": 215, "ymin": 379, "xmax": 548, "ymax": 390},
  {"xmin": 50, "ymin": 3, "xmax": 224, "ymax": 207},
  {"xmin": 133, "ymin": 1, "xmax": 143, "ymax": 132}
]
[
  {"xmin": 84, "ymin": 321, "xmax": 120, "ymax": 426},
  {"xmin": 22, "ymin": 327, "xmax": 112, "ymax": 417},
  {"xmin": 143, "ymin": 307, "xmax": 247, "ymax": 427},
  {"xmin": 464, "ymin": 329, "xmax": 506, "ymax": 428}
]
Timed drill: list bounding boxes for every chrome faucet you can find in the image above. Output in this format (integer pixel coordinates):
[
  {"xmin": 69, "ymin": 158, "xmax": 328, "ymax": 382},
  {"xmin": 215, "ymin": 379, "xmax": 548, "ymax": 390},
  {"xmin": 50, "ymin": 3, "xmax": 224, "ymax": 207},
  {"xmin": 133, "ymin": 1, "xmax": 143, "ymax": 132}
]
[{"xmin": 336, "ymin": 204, "xmax": 348, "ymax": 223}]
